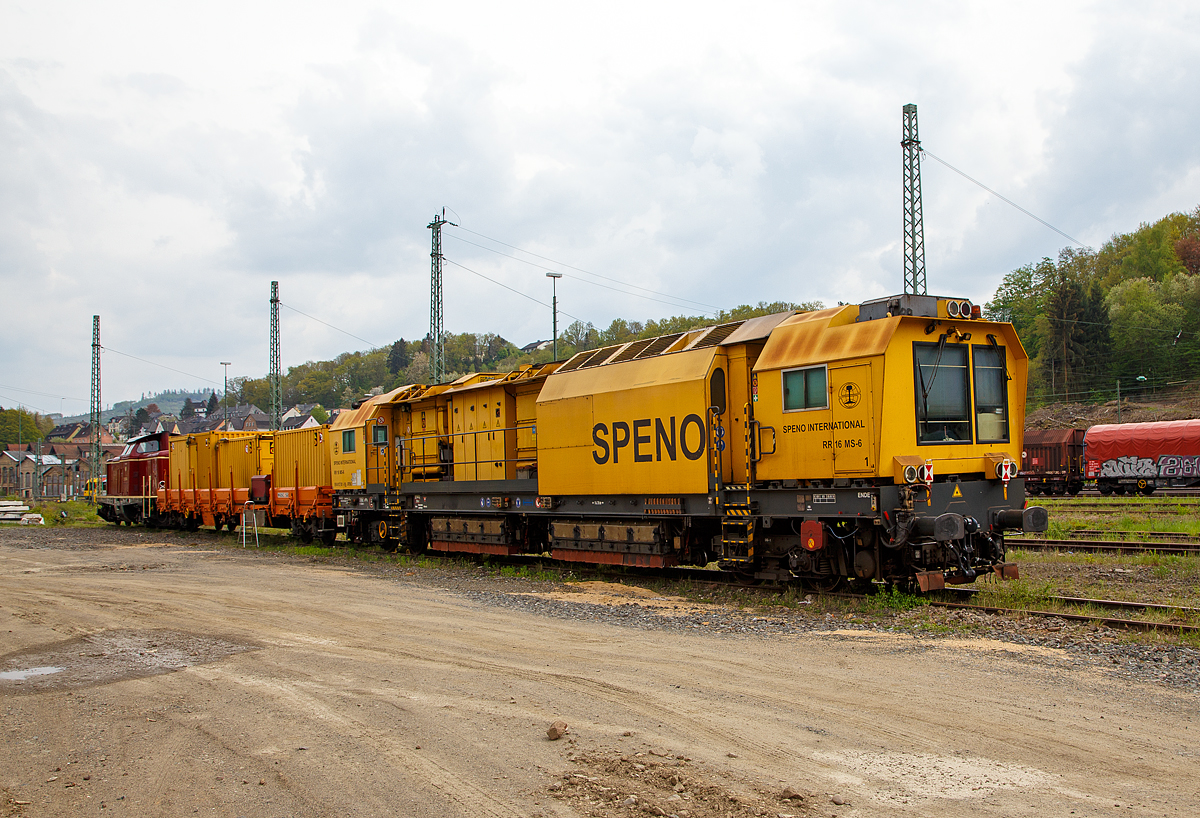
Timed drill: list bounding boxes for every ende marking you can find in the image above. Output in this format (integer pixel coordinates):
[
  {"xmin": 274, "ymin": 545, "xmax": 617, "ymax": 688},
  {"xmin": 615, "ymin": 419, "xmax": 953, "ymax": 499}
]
[{"xmin": 593, "ymin": 414, "xmax": 706, "ymax": 464}]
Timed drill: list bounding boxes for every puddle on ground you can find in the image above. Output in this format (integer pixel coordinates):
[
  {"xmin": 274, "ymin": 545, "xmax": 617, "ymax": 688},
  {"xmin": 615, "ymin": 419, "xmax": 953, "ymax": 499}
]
[
  {"xmin": 0, "ymin": 666, "xmax": 63, "ymax": 681},
  {"xmin": 0, "ymin": 629, "xmax": 256, "ymax": 694}
]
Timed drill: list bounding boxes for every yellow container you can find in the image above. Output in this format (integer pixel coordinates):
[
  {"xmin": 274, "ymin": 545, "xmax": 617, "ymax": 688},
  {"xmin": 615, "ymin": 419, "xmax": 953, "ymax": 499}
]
[
  {"xmin": 167, "ymin": 435, "xmax": 193, "ymax": 492},
  {"xmin": 211, "ymin": 432, "xmax": 273, "ymax": 488},
  {"xmin": 274, "ymin": 425, "xmax": 332, "ymax": 487},
  {"xmin": 537, "ymin": 347, "xmax": 720, "ymax": 496}
]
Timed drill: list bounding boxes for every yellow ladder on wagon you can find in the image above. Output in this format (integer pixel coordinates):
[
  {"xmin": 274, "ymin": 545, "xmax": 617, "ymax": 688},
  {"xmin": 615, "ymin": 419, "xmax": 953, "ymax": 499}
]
[{"xmin": 715, "ymin": 404, "xmax": 756, "ymax": 565}]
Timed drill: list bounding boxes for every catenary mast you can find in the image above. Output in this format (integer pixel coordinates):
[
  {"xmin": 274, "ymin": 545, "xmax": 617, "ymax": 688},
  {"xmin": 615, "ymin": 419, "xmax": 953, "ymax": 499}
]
[
  {"xmin": 270, "ymin": 281, "xmax": 281, "ymax": 430},
  {"xmin": 902, "ymin": 103, "xmax": 927, "ymax": 295},
  {"xmin": 428, "ymin": 210, "xmax": 456, "ymax": 384},
  {"xmin": 89, "ymin": 315, "xmax": 101, "ymax": 503}
]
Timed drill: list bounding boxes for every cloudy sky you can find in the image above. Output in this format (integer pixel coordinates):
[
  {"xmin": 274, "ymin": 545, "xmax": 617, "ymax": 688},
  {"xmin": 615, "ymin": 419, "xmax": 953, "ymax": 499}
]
[{"xmin": 2, "ymin": 1, "xmax": 1198, "ymax": 415}]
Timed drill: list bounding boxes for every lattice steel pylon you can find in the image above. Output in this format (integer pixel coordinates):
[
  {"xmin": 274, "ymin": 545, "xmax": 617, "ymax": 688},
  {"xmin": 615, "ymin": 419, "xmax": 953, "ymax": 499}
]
[
  {"xmin": 427, "ymin": 209, "xmax": 456, "ymax": 384},
  {"xmin": 89, "ymin": 315, "xmax": 101, "ymax": 503},
  {"xmin": 270, "ymin": 281, "xmax": 282, "ymax": 430},
  {"xmin": 902, "ymin": 103, "xmax": 927, "ymax": 295}
]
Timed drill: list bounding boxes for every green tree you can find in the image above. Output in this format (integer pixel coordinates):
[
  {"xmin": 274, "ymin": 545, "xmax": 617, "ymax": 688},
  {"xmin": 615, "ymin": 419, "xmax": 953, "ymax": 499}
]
[
  {"xmin": 310, "ymin": 405, "xmax": 329, "ymax": 424},
  {"xmin": 181, "ymin": 398, "xmax": 195, "ymax": 419},
  {"xmin": 0, "ymin": 407, "xmax": 45, "ymax": 446},
  {"xmin": 206, "ymin": 393, "xmax": 219, "ymax": 417},
  {"xmin": 561, "ymin": 320, "xmax": 598, "ymax": 353},
  {"xmin": 134, "ymin": 407, "xmax": 151, "ymax": 427},
  {"xmin": 387, "ymin": 339, "xmax": 410, "ymax": 374},
  {"xmin": 1106, "ymin": 277, "xmax": 1186, "ymax": 384}
]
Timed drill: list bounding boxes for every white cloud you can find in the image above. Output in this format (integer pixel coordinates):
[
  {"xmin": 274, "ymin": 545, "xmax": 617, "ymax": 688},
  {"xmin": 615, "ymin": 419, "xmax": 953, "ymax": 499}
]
[{"xmin": 1, "ymin": 0, "xmax": 1198, "ymax": 410}]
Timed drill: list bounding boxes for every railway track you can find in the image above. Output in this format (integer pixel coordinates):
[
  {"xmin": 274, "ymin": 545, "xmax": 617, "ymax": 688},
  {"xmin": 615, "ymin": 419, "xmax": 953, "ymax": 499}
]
[
  {"xmin": 935, "ymin": 589, "xmax": 1200, "ymax": 634},
  {"xmin": 507, "ymin": 554, "xmax": 1200, "ymax": 635},
  {"xmin": 1068, "ymin": 529, "xmax": 1200, "ymax": 542},
  {"xmin": 1007, "ymin": 537, "xmax": 1200, "ymax": 554}
]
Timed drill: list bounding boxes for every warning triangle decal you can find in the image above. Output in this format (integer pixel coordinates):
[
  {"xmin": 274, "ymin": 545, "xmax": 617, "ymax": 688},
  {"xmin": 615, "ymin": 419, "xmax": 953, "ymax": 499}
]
[{"xmin": 952, "ymin": 485, "xmax": 962, "ymax": 498}]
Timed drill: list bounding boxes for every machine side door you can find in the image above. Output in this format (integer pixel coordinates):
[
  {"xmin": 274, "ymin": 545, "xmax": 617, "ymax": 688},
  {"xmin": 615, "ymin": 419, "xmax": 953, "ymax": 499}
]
[
  {"xmin": 365, "ymin": 417, "xmax": 390, "ymax": 490},
  {"xmin": 830, "ymin": 363, "xmax": 874, "ymax": 475}
]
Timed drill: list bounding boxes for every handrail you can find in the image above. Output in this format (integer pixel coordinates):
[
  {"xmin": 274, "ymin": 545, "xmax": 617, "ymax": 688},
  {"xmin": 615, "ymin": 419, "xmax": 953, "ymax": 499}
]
[
  {"xmin": 394, "ymin": 423, "xmax": 536, "ymax": 476},
  {"xmin": 240, "ymin": 502, "xmax": 260, "ymax": 549}
]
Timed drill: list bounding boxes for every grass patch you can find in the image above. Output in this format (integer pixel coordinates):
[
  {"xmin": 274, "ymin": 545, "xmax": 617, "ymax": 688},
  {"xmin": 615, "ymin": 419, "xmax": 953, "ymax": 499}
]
[
  {"xmin": 971, "ymin": 577, "xmax": 1057, "ymax": 608},
  {"xmin": 289, "ymin": 545, "xmax": 335, "ymax": 557},
  {"xmin": 27, "ymin": 500, "xmax": 103, "ymax": 526},
  {"xmin": 496, "ymin": 563, "xmax": 564, "ymax": 582},
  {"xmin": 862, "ymin": 586, "xmax": 927, "ymax": 614}
]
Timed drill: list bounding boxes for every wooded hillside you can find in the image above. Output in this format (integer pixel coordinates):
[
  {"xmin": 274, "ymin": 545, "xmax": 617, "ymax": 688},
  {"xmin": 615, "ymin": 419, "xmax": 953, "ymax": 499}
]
[{"xmin": 985, "ymin": 205, "xmax": 1200, "ymax": 409}]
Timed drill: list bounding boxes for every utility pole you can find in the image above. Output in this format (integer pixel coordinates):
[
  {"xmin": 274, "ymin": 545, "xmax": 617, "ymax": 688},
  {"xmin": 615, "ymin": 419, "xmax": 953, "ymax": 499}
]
[
  {"xmin": 34, "ymin": 438, "xmax": 42, "ymax": 502},
  {"xmin": 546, "ymin": 272, "xmax": 562, "ymax": 360},
  {"xmin": 902, "ymin": 103, "xmax": 927, "ymax": 295},
  {"xmin": 270, "ymin": 281, "xmax": 281, "ymax": 430},
  {"xmin": 89, "ymin": 315, "xmax": 101, "ymax": 504},
  {"xmin": 221, "ymin": 362, "xmax": 232, "ymax": 429},
  {"xmin": 428, "ymin": 210, "xmax": 456, "ymax": 384}
]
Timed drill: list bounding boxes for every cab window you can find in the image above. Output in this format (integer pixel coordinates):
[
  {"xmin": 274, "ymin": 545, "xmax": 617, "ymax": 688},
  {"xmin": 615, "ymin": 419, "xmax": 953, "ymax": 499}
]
[
  {"xmin": 342, "ymin": 430, "xmax": 356, "ymax": 453},
  {"xmin": 973, "ymin": 345, "xmax": 1009, "ymax": 442},
  {"xmin": 914, "ymin": 342, "xmax": 971, "ymax": 443},
  {"xmin": 783, "ymin": 366, "xmax": 828, "ymax": 411},
  {"xmin": 372, "ymin": 424, "xmax": 388, "ymax": 444}
]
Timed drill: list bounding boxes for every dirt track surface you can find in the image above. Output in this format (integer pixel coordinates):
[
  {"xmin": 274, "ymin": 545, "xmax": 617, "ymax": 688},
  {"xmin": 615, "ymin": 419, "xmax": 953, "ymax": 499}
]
[{"xmin": 2, "ymin": 528, "xmax": 1198, "ymax": 817}]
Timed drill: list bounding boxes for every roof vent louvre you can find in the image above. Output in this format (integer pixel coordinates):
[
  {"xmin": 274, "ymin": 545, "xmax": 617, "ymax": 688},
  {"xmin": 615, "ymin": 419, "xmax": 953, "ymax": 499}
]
[
  {"xmin": 689, "ymin": 321, "xmax": 745, "ymax": 349},
  {"xmin": 634, "ymin": 333, "xmax": 684, "ymax": 358},
  {"xmin": 556, "ymin": 350, "xmax": 596, "ymax": 373},
  {"xmin": 579, "ymin": 345, "xmax": 621, "ymax": 368},
  {"xmin": 609, "ymin": 339, "xmax": 656, "ymax": 363}
]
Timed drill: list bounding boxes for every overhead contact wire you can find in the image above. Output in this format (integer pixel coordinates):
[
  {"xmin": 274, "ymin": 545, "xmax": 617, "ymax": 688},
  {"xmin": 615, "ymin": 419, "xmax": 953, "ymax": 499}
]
[
  {"xmin": 922, "ymin": 150, "xmax": 1086, "ymax": 248},
  {"xmin": 279, "ymin": 303, "xmax": 382, "ymax": 351},
  {"xmin": 101, "ymin": 346, "xmax": 220, "ymax": 385},
  {"xmin": 443, "ymin": 258, "xmax": 586, "ymax": 323},
  {"xmin": 449, "ymin": 225, "xmax": 723, "ymax": 314}
]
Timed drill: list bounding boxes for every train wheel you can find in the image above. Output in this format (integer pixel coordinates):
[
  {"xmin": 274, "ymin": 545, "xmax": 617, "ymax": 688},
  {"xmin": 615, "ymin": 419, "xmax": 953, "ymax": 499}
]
[
  {"xmin": 809, "ymin": 575, "xmax": 844, "ymax": 593},
  {"xmin": 226, "ymin": 519, "xmax": 238, "ymax": 532},
  {"xmin": 1099, "ymin": 483, "xmax": 1114, "ymax": 496},
  {"xmin": 1141, "ymin": 483, "xmax": 1156, "ymax": 496},
  {"xmin": 1115, "ymin": 486, "xmax": 1128, "ymax": 495},
  {"xmin": 320, "ymin": 528, "xmax": 336, "ymax": 546}
]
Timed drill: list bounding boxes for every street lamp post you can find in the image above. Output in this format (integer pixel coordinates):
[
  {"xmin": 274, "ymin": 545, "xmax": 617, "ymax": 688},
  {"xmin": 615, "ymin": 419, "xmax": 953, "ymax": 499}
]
[
  {"xmin": 220, "ymin": 362, "xmax": 232, "ymax": 429},
  {"xmin": 546, "ymin": 272, "xmax": 562, "ymax": 361}
]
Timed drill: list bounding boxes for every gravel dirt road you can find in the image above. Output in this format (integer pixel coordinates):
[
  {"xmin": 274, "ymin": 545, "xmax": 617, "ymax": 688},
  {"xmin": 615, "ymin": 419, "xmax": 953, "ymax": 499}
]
[{"xmin": 2, "ymin": 527, "xmax": 1198, "ymax": 818}]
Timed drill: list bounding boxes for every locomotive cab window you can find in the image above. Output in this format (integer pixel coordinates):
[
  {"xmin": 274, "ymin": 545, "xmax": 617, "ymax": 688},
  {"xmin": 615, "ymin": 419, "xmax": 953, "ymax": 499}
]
[
  {"xmin": 372, "ymin": 424, "xmax": 388, "ymax": 445},
  {"xmin": 783, "ymin": 366, "xmax": 828, "ymax": 411},
  {"xmin": 973, "ymin": 345, "xmax": 1009, "ymax": 442},
  {"xmin": 914, "ymin": 342, "xmax": 971, "ymax": 443},
  {"xmin": 342, "ymin": 430, "xmax": 356, "ymax": 453}
]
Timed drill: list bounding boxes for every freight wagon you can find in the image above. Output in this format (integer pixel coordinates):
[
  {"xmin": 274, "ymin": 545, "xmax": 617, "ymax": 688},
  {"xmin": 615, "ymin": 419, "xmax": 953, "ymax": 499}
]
[
  {"xmin": 1085, "ymin": 419, "xmax": 1200, "ymax": 495},
  {"xmin": 1019, "ymin": 429, "xmax": 1085, "ymax": 496}
]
